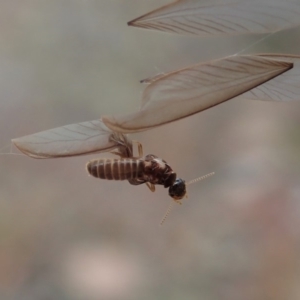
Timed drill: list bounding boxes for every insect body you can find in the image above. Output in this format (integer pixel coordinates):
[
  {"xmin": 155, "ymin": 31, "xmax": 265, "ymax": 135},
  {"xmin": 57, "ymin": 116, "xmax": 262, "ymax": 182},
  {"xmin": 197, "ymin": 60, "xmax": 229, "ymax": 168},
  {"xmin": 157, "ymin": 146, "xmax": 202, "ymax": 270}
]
[
  {"xmin": 85, "ymin": 146, "xmax": 214, "ymax": 224},
  {"xmin": 87, "ymin": 155, "xmax": 174, "ymax": 185},
  {"xmin": 87, "ymin": 158, "xmax": 147, "ymax": 181},
  {"xmin": 87, "ymin": 151, "xmax": 186, "ymax": 200}
]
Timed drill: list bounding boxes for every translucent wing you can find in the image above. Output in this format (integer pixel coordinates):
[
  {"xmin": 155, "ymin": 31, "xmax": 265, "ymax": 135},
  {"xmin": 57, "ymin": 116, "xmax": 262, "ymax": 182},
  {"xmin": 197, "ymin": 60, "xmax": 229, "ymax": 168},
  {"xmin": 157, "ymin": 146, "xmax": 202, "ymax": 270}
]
[
  {"xmin": 128, "ymin": 0, "xmax": 300, "ymax": 37},
  {"xmin": 238, "ymin": 54, "xmax": 300, "ymax": 102},
  {"xmin": 12, "ymin": 119, "xmax": 132, "ymax": 159},
  {"xmin": 102, "ymin": 55, "xmax": 292, "ymax": 133}
]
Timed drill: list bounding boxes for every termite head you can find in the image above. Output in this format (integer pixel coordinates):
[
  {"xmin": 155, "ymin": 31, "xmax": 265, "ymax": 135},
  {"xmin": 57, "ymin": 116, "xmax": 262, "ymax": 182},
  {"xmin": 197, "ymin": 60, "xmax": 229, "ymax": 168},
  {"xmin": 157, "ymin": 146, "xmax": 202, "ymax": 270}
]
[
  {"xmin": 161, "ymin": 172, "xmax": 215, "ymax": 225},
  {"xmin": 168, "ymin": 178, "xmax": 186, "ymax": 200}
]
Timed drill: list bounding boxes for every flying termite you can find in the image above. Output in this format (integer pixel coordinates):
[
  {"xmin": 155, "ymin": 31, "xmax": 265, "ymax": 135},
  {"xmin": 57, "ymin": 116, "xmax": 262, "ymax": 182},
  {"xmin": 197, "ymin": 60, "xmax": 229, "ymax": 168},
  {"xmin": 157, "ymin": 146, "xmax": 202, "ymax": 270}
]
[
  {"xmin": 85, "ymin": 138, "xmax": 214, "ymax": 223},
  {"xmin": 11, "ymin": 54, "xmax": 296, "ymax": 222},
  {"xmin": 9, "ymin": 0, "xmax": 300, "ymax": 222}
]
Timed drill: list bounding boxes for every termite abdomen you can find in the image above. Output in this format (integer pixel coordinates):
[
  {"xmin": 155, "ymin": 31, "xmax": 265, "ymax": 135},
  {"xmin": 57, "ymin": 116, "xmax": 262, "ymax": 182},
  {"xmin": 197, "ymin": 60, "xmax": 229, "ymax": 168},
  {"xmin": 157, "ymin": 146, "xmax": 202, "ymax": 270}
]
[{"xmin": 86, "ymin": 158, "xmax": 145, "ymax": 180}]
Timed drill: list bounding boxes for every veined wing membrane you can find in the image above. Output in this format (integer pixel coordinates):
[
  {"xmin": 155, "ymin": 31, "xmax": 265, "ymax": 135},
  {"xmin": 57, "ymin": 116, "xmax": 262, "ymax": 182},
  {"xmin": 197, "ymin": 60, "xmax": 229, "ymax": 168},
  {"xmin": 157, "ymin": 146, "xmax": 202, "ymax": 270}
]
[
  {"xmin": 128, "ymin": 0, "xmax": 300, "ymax": 37},
  {"xmin": 12, "ymin": 120, "xmax": 123, "ymax": 159},
  {"xmin": 143, "ymin": 54, "xmax": 300, "ymax": 102},
  {"xmin": 102, "ymin": 55, "xmax": 293, "ymax": 133},
  {"xmin": 239, "ymin": 54, "xmax": 300, "ymax": 102}
]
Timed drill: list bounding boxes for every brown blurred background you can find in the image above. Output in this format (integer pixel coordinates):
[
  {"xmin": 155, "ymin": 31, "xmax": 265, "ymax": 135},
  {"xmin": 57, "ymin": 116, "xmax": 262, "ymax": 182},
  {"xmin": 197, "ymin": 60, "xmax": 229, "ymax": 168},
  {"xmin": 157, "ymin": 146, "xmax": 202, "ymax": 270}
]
[{"xmin": 1, "ymin": 1, "xmax": 300, "ymax": 299}]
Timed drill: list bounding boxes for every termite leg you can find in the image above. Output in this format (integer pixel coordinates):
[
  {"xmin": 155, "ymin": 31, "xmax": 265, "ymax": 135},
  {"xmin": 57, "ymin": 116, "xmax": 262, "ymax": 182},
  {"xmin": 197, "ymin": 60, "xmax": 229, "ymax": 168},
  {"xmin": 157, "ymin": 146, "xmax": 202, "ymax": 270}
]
[
  {"xmin": 132, "ymin": 140, "xmax": 143, "ymax": 158},
  {"xmin": 146, "ymin": 182, "xmax": 155, "ymax": 192}
]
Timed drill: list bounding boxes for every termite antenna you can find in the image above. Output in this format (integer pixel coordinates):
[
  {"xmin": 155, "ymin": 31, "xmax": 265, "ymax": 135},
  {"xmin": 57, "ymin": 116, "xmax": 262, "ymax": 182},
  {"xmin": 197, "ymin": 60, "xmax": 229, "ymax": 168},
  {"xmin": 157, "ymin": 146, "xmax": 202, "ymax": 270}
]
[
  {"xmin": 164, "ymin": 172, "xmax": 215, "ymax": 224},
  {"xmin": 186, "ymin": 172, "xmax": 215, "ymax": 186},
  {"xmin": 160, "ymin": 199, "xmax": 182, "ymax": 226},
  {"xmin": 160, "ymin": 201, "xmax": 174, "ymax": 226}
]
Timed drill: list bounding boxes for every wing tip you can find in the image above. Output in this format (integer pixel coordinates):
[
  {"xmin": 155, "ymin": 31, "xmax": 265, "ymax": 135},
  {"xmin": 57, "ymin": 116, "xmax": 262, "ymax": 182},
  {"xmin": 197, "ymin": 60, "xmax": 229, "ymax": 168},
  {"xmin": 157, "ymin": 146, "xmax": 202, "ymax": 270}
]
[
  {"xmin": 127, "ymin": 19, "xmax": 134, "ymax": 27},
  {"xmin": 11, "ymin": 137, "xmax": 42, "ymax": 159},
  {"xmin": 11, "ymin": 137, "xmax": 23, "ymax": 153},
  {"xmin": 127, "ymin": 17, "xmax": 141, "ymax": 27}
]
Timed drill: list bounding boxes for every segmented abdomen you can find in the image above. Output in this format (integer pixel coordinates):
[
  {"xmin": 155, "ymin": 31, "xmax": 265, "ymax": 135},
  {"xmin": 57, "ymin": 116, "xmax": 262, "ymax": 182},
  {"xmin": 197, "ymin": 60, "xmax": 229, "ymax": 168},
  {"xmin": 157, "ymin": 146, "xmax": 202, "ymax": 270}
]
[{"xmin": 86, "ymin": 158, "xmax": 145, "ymax": 180}]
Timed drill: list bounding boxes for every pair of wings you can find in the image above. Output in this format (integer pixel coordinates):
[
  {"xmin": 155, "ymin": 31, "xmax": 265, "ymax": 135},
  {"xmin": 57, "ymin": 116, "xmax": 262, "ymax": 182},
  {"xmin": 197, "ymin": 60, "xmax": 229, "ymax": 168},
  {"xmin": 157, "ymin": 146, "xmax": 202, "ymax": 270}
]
[{"xmin": 12, "ymin": 0, "xmax": 300, "ymax": 159}]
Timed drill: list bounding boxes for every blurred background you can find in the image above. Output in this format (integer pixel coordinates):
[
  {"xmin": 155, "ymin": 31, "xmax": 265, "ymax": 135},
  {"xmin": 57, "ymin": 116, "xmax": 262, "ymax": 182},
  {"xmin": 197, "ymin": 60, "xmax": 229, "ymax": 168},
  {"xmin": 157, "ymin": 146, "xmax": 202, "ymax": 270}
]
[{"xmin": 1, "ymin": 1, "xmax": 300, "ymax": 299}]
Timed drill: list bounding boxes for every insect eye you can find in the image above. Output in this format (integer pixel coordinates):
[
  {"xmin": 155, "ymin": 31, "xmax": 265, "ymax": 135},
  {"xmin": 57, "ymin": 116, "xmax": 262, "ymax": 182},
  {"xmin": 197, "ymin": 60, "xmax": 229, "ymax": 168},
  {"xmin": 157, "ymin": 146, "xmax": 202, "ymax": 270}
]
[{"xmin": 168, "ymin": 178, "xmax": 186, "ymax": 200}]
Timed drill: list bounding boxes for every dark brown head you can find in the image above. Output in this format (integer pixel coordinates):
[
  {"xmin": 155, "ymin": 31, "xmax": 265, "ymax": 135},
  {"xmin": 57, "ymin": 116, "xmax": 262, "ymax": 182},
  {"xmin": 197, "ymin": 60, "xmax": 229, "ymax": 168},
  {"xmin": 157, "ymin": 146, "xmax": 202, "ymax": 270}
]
[{"xmin": 168, "ymin": 178, "xmax": 186, "ymax": 200}]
